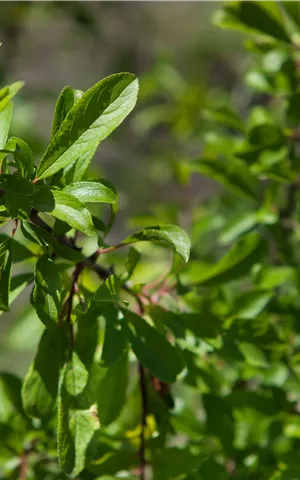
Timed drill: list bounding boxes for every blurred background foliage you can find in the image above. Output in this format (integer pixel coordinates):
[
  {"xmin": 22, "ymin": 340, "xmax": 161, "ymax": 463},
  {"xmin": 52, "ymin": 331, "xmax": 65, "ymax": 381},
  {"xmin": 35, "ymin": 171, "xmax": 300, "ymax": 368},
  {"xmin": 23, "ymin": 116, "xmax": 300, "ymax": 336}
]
[
  {"xmin": 0, "ymin": 1, "xmax": 245, "ymax": 376},
  {"xmin": 5, "ymin": 2, "xmax": 300, "ymax": 479}
]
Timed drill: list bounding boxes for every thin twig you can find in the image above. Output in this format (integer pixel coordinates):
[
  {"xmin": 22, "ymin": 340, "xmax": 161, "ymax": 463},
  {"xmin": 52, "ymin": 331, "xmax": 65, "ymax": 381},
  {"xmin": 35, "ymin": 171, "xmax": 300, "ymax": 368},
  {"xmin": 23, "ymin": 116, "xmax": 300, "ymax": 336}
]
[
  {"xmin": 138, "ymin": 362, "xmax": 147, "ymax": 480},
  {"xmin": 64, "ymin": 262, "xmax": 84, "ymax": 350},
  {"xmin": 11, "ymin": 219, "xmax": 18, "ymax": 237}
]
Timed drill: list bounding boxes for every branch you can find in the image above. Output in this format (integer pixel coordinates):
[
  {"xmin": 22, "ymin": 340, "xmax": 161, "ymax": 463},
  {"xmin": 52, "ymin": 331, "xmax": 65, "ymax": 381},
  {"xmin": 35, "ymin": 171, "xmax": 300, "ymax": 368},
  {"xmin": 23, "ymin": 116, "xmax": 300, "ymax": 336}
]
[
  {"xmin": 18, "ymin": 451, "xmax": 28, "ymax": 480},
  {"xmin": 63, "ymin": 262, "xmax": 84, "ymax": 350}
]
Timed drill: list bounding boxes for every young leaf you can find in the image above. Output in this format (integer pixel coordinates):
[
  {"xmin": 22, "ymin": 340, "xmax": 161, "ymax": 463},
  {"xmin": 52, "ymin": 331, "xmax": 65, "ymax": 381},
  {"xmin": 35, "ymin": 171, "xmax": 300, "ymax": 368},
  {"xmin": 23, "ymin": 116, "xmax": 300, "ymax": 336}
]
[
  {"xmin": 0, "ymin": 103, "xmax": 12, "ymax": 150},
  {"xmin": 36, "ymin": 73, "xmax": 139, "ymax": 180},
  {"xmin": 122, "ymin": 225, "xmax": 191, "ymax": 263},
  {"xmin": 63, "ymin": 181, "xmax": 116, "ymax": 204},
  {"xmin": 31, "ymin": 187, "xmax": 95, "ymax": 236},
  {"xmin": 32, "ymin": 254, "xmax": 62, "ymax": 327},
  {"xmin": 51, "ymin": 86, "xmax": 83, "ymax": 139},
  {"xmin": 124, "ymin": 309, "xmax": 184, "ymax": 383},
  {"xmin": 3, "ymin": 137, "xmax": 35, "ymax": 179},
  {"xmin": 0, "ymin": 238, "xmax": 12, "ymax": 312},
  {"xmin": 59, "ymin": 145, "xmax": 98, "ymax": 186},
  {"xmin": 0, "ymin": 81, "xmax": 24, "ymax": 112},
  {"xmin": 22, "ymin": 326, "xmax": 66, "ymax": 419},
  {"xmin": 58, "ymin": 352, "xmax": 100, "ymax": 477}
]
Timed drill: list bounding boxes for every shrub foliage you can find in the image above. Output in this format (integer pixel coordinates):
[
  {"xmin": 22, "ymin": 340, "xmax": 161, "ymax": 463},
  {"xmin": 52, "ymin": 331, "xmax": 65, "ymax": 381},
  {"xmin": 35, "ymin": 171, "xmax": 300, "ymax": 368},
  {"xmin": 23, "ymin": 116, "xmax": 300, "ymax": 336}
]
[{"xmin": 2, "ymin": 2, "xmax": 300, "ymax": 479}]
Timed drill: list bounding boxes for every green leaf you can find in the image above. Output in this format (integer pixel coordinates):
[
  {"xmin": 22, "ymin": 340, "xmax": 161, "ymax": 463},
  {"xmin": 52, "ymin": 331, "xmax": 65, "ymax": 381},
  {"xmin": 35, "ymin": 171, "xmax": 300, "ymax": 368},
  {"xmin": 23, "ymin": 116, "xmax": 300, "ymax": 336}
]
[
  {"xmin": 3, "ymin": 137, "xmax": 35, "ymax": 179},
  {"xmin": 75, "ymin": 304, "xmax": 100, "ymax": 367},
  {"xmin": 152, "ymin": 447, "xmax": 202, "ymax": 478},
  {"xmin": 214, "ymin": 1, "xmax": 290, "ymax": 43},
  {"xmin": 280, "ymin": 1, "xmax": 300, "ymax": 29},
  {"xmin": 228, "ymin": 289, "xmax": 273, "ymax": 321},
  {"xmin": 89, "ymin": 352, "xmax": 128, "ymax": 425},
  {"xmin": 31, "ymin": 187, "xmax": 95, "ymax": 236},
  {"xmin": 190, "ymin": 157, "xmax": 259, "ymax": 202},
  {"xmin": 9, "ymin": 273, "xmax": 33, "ymax": 306},
  {"xmin": 32, "ymin": 254, "xmax": 62, "ymax": 327},
  {"xmin": 122, "ymin": 225, "xmax": 190, "ymax": 263},
  {"xmin": 63, "ymin": 181, "xmax": 116, "ymax": 204},
  {"xmin": 58, "ymin": 352, "xmax": 100, "ymax": 478},
  {"xmin": 62, "ymin": 145, "xmax": 99, "ymax": 185},
  {"xmin": 0, "ymin": 174, "xmax": 35, "ymax": 194},
  {"xmin": 202, "ymin": 394, "xmax": 234, "ymax": 455},
  {"xmin": 5, "ymin": 192, "xmax": 31, "ymax": 219},
  {"xmin": 0, "ymin": 103, "xmax": 12, "ymax": 150},
  {"xmin": 124, "ymin": 246, "xmax": 141, "ymax": 280},
  {"xmin": 100, "ymin": 305, "xmax": 128, "ymax": 367},
  {"xmin": 220, "ymin": 212, "xmax": 257, "ymax": 244},
  {"xmin": 0, "ymin": 239, "xmax": 12, "ymax": 312},
  {"xmin": 0, "ymin": 234, "xmax": 34, "ymax": 263},
  {"xmin": 238, "ymin": 342, "xmax": 269, "ymax": 368},
  {"xmin": 64, "ymin": 351, "xmax": 89, "ymax": 396},
  {"xmin": 21, "ymin": 220, "xmax": 84, "ymax": 263},
  {"xmin": 51, "ymin": 86, "xmax": 83, "ymax": 139},
  {"xmin": 22, "ymin": 326, "xmax": 66, "ymax": 419},
  {"xmin": 36, "ymin": 73, "xmax": 139, "ymax": 180},
  {"xmin": 0, "ymin": 373, "xmax": 24, "ymax": 422},
  {"xmin": 0, "ymin": 81, "xmax": 24, "ymax": 112},
  {"xmin": 94, "ymin": 275, "xmax": 120, "ymax": 303},
  {"xmin": 203, "ymin": 106, "xmax": 245, "ymax": 133},
  {"xmin": 184, "ymin": 233, "xmax": 263, "ymax": 287},
  {"xmin": 254, "ymin": 265, "xmax": 298, "ymax": 289},
  {"xmin": 124, "ymin": 309, "xmax": 184, "ymax": 383}
]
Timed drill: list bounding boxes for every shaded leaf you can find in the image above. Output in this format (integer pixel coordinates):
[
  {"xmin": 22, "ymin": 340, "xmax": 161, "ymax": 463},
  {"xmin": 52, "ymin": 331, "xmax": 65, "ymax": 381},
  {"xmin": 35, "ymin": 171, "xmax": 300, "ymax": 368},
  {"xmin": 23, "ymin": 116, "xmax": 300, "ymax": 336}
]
[
  {"xmin": 183, "ymin": 233, "xmax": 263, "ymax": 286},
  {"xmin": 22, "ymin": 326, "xmax": 66, "ymax": 419},
  {"xmin": 32, "ymin": 255, "xmax": 62, "ymax": 327},
  {"xmin": 190, "ymin": 157, "xmax": 259, "ymax": 201},
  {"xmin": 3, "ymin": 137, "xmax": 35, "ymax": 179},
  {"xmin": 21, "ymin": 220, "xmax": 84, "ymax": 263},
  {"xmin": 0, "ymin": 174, "xmax": 35, "ymax": 194},
  {"xmin": 0, "ymin": 238, "xmax": 12, "ymax": 312},
  {"xmin": 89, "ymin": 352, "xmax": 128, "ymax": 425},
  {"xmin": 124, "ymin": 309, "xmax": 184, "ymax": 383},
  {"xmin": 214, "ymin": 1, "xmax": 290, "ymax": 43},
  {"xmin": 94, "ymin": 275, "xmax": 120, "ymax": 303}
]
